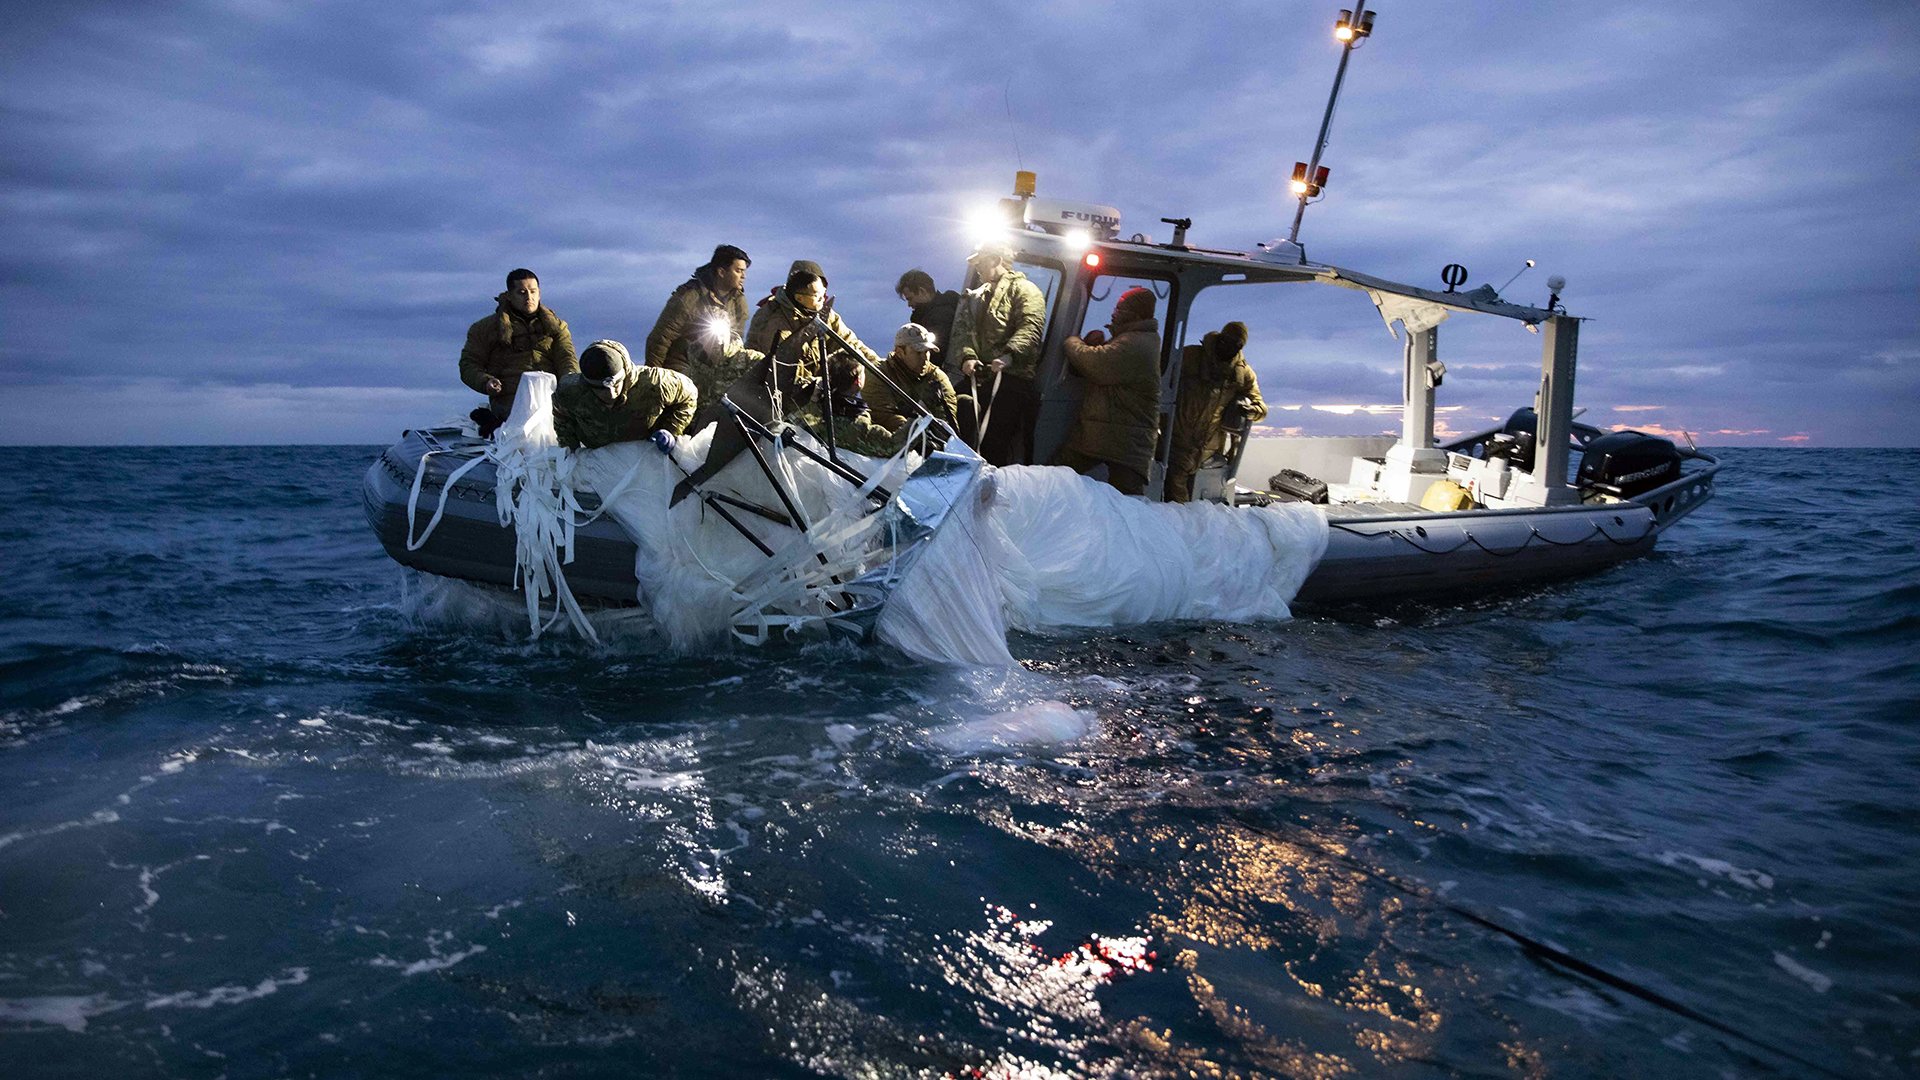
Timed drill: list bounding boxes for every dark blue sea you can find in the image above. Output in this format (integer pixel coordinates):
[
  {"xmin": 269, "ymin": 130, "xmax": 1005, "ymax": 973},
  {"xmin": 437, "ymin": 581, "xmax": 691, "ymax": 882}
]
[{"xmin": 0, "ymin": 445, "xmax": 1914, "ymax": 1078}]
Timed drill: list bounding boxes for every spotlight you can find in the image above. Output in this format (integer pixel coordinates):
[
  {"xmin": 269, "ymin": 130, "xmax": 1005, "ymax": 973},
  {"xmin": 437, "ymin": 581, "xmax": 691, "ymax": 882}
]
[{"xmin": 966, "ymin": 203, "xmax": 1009, "ymax": 248}]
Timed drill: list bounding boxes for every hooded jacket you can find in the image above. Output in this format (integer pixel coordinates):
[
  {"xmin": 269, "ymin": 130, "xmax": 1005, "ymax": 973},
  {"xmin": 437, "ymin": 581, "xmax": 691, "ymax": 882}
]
[
  {"xmin": 865, "ymin": 351, "xmax": 958, "ymax": 434},
  {"xmin": 745, "ymin": 288, "xmax": 880, "ymax": 384},
  {"xmin": 645, "ymin": 266, "xmax": 752, "ymax": 373},
  {"xmin": 909, "ymin": 289, "xmax": 962, "ymax": 356},
  {"xmin": 1170, "ymin": 332, "xmax": 1268, "ymax": 468},
  {"xmin": 948, "ymin": 271, "xmax": 1046, "ymax": 382},
  {"xmin": 459, "ymin": 300, "xmax": 577, "ymax": 411},
  {"xmin": 551, "ymin": 344, "xmax": 698, "ymax": 451},
  {"xmin": 1061, "ymin": 317, "xmax": 1162, "ymax": 476}
]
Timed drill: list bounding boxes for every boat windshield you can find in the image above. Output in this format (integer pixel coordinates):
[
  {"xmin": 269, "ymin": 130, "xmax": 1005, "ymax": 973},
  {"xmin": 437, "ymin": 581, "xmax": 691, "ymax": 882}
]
[
  {"xmin": 1183, "ymin": 275, "xmax": 1539, "ymax": 440},
  {"xmin": 1082, "ymin": 272, "xmax": 1176, "ymax": 369},
  {"xmin": 1013, "ymin": 258, "xmax": 1062, "ymax": 313}
]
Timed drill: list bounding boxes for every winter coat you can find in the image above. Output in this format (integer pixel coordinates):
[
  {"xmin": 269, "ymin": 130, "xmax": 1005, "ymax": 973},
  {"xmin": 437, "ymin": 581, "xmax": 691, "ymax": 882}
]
[
  {"xmin": 948, "ymin": 272, "xmax": 1046, "ymax": 381},
  {"xmin": 680, "ymin": 335, "xmax": 766, "ymax": 431},
  {"xmin": 865, "ymin": 352, "xmax": 958, "ymax": 434},
  {"xmin": 1169, "ymin": 333, "xmax": 1268, "ymax": 471},
  {"xmin": 644, "ymin": 267, "xmax": 751, "ymax": 373},
  {"xmin": 745, "ymin": 288, "xmax": 880, "ymax": 385},
  {"xmin": 552, "ymin": 367, "xmax": 697, "ymax": 451},
  {"xmin": 806, "ymin": 393, "xmax": 907, "ymax": 459},
  {"xmin": 909, "ymin": 289, "xmax": 962, "ymax": 357},
  {"xmin": 1061, "ymin": 317, "xmax": 1162, "ymax": 476},
  {"xmin": 460, "ymin": 301, "xmax": 578, "ymax": 413}
]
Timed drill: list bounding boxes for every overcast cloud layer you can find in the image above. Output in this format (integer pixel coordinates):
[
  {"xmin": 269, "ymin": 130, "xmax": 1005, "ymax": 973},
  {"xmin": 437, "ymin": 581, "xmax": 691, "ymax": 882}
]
[{"xmin": 2, "ymin": 0, "xmax": 1915, "ymax": 446}]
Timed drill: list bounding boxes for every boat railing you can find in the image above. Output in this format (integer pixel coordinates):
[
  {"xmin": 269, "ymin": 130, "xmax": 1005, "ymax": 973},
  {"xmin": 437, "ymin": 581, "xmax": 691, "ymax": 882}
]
[{"xmin": 1632, "ymin": 449, "xmax": 1720, "ymax": 531}]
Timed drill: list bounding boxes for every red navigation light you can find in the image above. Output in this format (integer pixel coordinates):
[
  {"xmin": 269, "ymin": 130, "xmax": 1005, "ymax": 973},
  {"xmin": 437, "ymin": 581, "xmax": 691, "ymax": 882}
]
[{"xmin": 1084, "ymin": 252, "xmax": 1102, "ymax": 268}]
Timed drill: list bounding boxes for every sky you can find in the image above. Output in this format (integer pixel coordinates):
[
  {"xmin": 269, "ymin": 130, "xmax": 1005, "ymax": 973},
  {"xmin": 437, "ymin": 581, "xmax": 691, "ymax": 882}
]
[{"xmin": 2, "ymin": 0, "xmax": 1915, "ymax": 447}]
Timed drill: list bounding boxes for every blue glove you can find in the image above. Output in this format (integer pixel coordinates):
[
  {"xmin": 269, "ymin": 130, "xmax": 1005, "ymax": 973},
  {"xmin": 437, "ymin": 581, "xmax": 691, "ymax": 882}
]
[{"xmin": 649, "ymin": 429, "xmax": 674, "ymax": 454}]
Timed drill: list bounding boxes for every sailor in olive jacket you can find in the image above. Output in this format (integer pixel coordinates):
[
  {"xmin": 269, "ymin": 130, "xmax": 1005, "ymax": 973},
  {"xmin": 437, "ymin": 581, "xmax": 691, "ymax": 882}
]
[
  {"xmin": 552, "ymin": 340, "xmax": 697, "ymax": 452},
  {"xmin": 1056, "ymin": 287, "xmax": 1163, "ymax": 496},
  {"xmin": 947, "ymin": 245, "xmax": 1047, "ymax": 465},
  {"xmin": 805, "ymin": 354, "xmax": 908, "ymax": 460},
  {"xmin": 645, "ymin": 245, "xmax": 752, "ymax": 376},
  {"xmin": 460, "ymin": 269, "xmax": 577, "ymax": 422},
  {"xmin": 865, "ymin": 323, "xmax": 958, "ymax": 435},
  {"xmin": 745, "ymin": 262, "xmax": 880, "ymax": 389},
  {"xmin": 1167, "ymin": 321, "xmax": 1268, "ymax": 503}
]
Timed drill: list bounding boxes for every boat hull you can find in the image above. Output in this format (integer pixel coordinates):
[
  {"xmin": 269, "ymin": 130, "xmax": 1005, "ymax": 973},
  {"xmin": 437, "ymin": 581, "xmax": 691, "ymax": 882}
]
[
  {"xmin": 364, "ymin": 429, "xmax": 1698, "ymax": 616},
  {"xmin": 362, "ymin": 429, "xmax": 643, "ymax": 604},
  {"xmin": 1297, "ymin": 502, "xmax": 1658, "ymax": 604}
]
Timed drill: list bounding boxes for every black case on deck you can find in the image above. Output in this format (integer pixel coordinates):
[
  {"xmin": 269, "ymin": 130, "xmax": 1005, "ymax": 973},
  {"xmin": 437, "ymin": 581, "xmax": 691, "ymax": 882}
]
[{"xmin": 1267, "ymin": 469, "xmax": 1329, "ymax": 504}]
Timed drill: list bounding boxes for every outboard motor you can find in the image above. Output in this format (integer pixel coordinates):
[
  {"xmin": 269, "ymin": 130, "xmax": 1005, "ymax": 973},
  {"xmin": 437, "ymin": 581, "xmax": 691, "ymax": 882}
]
[
  {"xmin": 1577, "ymin": 430, "xmax": 1682, "ymax": 499},
  {"xmin": 1487, "ymin": 407, "xmax": 1538, "ymax": 472}
]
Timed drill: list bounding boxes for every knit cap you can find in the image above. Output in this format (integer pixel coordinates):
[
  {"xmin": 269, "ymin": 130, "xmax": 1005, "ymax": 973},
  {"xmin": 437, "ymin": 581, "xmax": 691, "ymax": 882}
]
[
  {"xmin": 1113, "ymin": 287, "xmax": 1156, "ymax": 325},
  {"xmin": 1218, "ymin": 320, "xmax": 1249, "ymax": 354}
]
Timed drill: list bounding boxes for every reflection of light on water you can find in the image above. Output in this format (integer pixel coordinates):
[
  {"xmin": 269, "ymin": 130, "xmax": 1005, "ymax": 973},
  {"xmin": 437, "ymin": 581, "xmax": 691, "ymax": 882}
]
[
  {"xmin": 928, "ymin": 902, "xmax": 1154, "ymax": 1067},
  {"xmin": 571, "ymin": 735, "xmax": 741, "ymax": 904},
  {"xmin": 1135, "ymin": 822, "xmax": 1458, "ymax": 1072}
]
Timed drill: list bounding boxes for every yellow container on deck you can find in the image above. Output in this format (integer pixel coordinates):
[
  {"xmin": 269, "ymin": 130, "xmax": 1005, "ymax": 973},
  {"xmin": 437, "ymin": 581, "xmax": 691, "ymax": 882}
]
[{"xmin": 1419, "ymin": 479, "xmax": 1476, "ymax": 511}]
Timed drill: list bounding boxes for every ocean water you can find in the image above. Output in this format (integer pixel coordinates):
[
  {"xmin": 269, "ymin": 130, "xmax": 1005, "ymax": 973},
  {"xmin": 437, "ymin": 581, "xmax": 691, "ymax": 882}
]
[{"xmin": 0, "ymin": 445, "xmax": 1914, "ymax": 1078}]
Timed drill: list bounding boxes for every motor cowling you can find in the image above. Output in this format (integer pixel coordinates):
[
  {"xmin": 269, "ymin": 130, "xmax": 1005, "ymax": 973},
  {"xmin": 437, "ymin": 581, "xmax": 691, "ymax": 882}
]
[
  {"xmin": 1487, "ymin": 408, "xmax": 1538, "ymax": 472},
  {"xmin": 1577, "ymin": 430, "xmax": 1682, "ymax": 498}
]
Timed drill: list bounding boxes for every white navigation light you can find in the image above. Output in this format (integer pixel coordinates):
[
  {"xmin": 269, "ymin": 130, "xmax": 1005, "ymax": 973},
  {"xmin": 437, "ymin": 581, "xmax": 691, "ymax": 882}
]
[{"xmin": 1063, "ymin": 227, "xmax": 1093, "ymax": 252}]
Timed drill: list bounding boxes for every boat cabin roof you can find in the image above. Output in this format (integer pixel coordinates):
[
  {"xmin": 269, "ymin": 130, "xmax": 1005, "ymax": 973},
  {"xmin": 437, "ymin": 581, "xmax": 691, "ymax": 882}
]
[{"xmin": 1003, "ymin": 227, "xmax": 1563, "ymax": 325}]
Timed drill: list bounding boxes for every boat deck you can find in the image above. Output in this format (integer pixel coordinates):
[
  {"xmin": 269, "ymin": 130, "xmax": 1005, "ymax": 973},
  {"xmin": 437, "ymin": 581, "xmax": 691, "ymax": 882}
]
[{"xmin": 1321, "ymin": 500, "xmax": 1426, "ymax": 519}]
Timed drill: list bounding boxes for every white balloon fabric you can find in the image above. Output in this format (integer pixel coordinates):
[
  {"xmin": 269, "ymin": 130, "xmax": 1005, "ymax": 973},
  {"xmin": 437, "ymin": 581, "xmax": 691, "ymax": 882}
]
[
  {"xmin": 484, "ymin": 385, "xmax": 1329, "ymax": 663},
  {"xmin": 877, "ymin": 465, "xmax": 1328, "ymax": 664}
]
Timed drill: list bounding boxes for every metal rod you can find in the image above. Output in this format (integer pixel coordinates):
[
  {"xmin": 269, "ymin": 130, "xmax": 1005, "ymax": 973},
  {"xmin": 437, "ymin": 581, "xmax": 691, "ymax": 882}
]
[
  {"xmin": 728, "ymin": 410, "xmax": 848, "ymax": 610},
  {"xmin": 661, "ymin": 445, "xmax": 780, "ymax": 557},
  {"xmin": 726, "ymin": 399, "xmax": 889, "ymax": 502},
  {"xmin": 1288, "ymin": 0, "xmax": 1369, "ymax": 245},
  {"xmin": 808, "ymin": 314, "xmax": 964, "ymax": 454}
]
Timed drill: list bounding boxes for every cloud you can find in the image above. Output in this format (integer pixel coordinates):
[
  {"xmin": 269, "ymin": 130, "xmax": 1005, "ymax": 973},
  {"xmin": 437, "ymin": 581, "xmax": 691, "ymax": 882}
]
[{"xmin": 1, "ymin": 0, "xmax": 1917, "ymax": 445}]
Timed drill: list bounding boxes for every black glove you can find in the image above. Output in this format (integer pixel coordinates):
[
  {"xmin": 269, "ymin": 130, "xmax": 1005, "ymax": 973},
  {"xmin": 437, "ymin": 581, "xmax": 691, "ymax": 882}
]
[{"xmin": 789, "ymin": 375, "xmax": 818, "ymax": 407}]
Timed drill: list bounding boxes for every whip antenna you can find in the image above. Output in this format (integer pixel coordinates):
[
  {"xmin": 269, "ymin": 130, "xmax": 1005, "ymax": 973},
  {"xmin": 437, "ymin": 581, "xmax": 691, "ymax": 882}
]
[
  {"xmin": 1004, "ymin": 76, "xmax": 1024, "ymax": 171},
  {"xmin": 1288, "ymin": 2, "xmax": 1377, "ymax": 245}
]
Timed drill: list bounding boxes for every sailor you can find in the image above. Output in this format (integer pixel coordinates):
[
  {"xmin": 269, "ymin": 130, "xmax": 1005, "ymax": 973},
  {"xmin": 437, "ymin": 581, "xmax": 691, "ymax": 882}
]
[
  {"xmin": 947, "ymin": 243, "xmax": 1046, "ymax": 466},
  {"xmin": 645, "ymin": 244, "xmax": 752, "ymax": 406},
  {"xmin": 894, "ymin": 268, "xmax": 961, "ymax": 357},
  {"xmin": 805, "ymin": 352, "xmax": 907, "ymax": 459},
  {"xmin": 1055, "ymin": 287, "xmax": 1161, "ymax": 496},
  {"xmin": 745, "ymin": 261, "xmax": 881, "ymax": 389},
  {"xmin": 460, "ymin": 268, "xmax": 578, "ymax": 437},
  {"xmin": 1166, "ymin": 320, "xmax": 1268, "ymax": 503},
  {"xmin": 552, "ymin": 339, "xmax": 697, "ymax": 452},
  {"xmin": 865, "ymin": 323, "xmax": 958, "ymax": 436}
]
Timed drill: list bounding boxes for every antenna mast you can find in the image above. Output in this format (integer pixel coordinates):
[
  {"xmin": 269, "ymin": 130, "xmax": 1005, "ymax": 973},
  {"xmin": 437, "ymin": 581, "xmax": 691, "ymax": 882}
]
[{"xmin": 1288, "ymin": 3, "xmax": 1376, "ymax": 245}]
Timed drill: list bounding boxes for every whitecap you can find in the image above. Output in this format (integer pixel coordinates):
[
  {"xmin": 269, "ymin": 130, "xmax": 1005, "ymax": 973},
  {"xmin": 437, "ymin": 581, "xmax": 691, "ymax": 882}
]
[
  {"xmin": 0, "ymin": 994, "xmax": 122, "ymax": 1033},
  {"xmin": 1773, "ymin": 951, "xmax": 1833, "ymax": 993},
  {"xmin": 145, "ymin": 968, "xmax": 310, "ymax": 1010},
  {"xmin": 371, "ymin": 946, "xmax": 488, "ymax": 977},
  {"xmin": 1654, "ymin": 850, "xmax": 1774, "ymax": 891}
]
